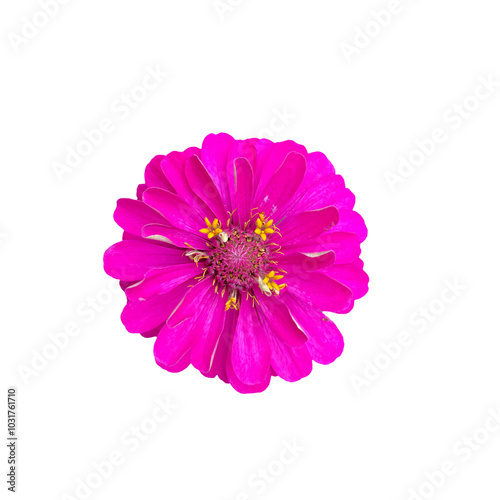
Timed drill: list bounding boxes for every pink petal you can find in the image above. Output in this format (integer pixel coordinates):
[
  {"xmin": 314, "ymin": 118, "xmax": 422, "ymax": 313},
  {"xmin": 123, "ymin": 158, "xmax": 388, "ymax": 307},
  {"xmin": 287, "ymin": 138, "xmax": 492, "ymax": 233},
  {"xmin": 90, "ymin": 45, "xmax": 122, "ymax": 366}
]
[
  {"xmin": 200, "ymin": 133, "xmax": 235, "ymax": 210},
  {"xmin": 121, "ymin": 281, "xmax": 190, "ymax": 333},
  {"xmin": 256, "ymin": 152, "xmax": 307, "ymax": 218},
  {"xmin": 167, "ymin": 278, "xmax": 214, "ymax": 327},
  {"xmin": 263, "ymin": 318, "xmax": 312, "ymax": 382},
  {"xmin": 231, "ymin": 297, "xmax": 271, "ymax": 385},
  {"xmin": 201, "ymin": 309, "xmax": 237, "ymax": 382},
  {"xmin": 331, "ymin": 209, "xmax": 368, "ymax": 242},
  {"xmin": 233, "ymin": 157, "xmax": 255, "ymax": 225},
  {"xmin": 125, "ymin": 264, "xmax": 202, "ymax": 301},
  {"xmin": 114, "ymin": 198, "xmax": 167, "ymax": 237},
  {"xmin": 142, "ymin": 223, "xmax": 206, "ymax": 249},
  {"xmin": 161, "ymin": 152, "xmax": 214, "ymax": 219},
  {"xmin": 279, "ymin": 206, "xmax": 339, "ymax": 247},
  {"xmin": 136, "ymin": 184, "xmax": 146, "ymax": 200},
  {"xmin": 103, "ymin": 240, "xmax": 187, "ymax": 281},
  {"xmin": 155, "ymin": 283, "xmax": 223, "ymax": 368},
  {"xmin": 154, "ymin": 317, "xmax": 198, "ymax": 367},
  {"xmin": 285, "ymin": 272, "xmax": 354, "ymax": 313},
  {"xmin": 145, "ymin": 155, "xmax": 175, "ymax": 191},
  {"xmin": 322, "ymin": 260, "xmax": 369, "ymax": 300},
  {"xmin": 291, "ymin": 174, "xmax": 355, "ymax": 215},
  {"xmin": 185, "ymin": 155, "xmax": 228, "ymax": 223},
  {"xmin": 285, "ymin": 231, "xmax": 362, "ymax": 265},
  {"xmin": 142, "ymin": 187, "xmax": 205, "ymax": 233},
  {"xmin": 276, "ymin": 251, "xmax": 336, "ymax": 273},
  {"xmin": 190, "ymin": 294, "xmax": 226, "ymax": 373},
  {"xmin": 253, "ymin": 140, "xmax": 307, "ymax": 204},
  {"xmin": 155, "ymin": 349, "xmax": 191, "ymax": 373},
  {"xmin": 282, "ymin": 293, "xmax": 344, "ymax": 365},
  {"xmin": 254, "ymin": 292, "xmax": 308, "ymax": 347}
]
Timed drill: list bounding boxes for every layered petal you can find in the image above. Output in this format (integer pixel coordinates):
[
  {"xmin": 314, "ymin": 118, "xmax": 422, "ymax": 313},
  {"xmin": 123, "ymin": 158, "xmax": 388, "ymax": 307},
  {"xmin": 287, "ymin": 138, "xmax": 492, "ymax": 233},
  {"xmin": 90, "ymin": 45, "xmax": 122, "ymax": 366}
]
[
  {"xmin": 322, "ymin": 259, "xmax": 369, "ymax": 299},
  {"xmin": 121, "ymin": 281, "xmax": 190, "ymax": 333},
  {"xmin": 145, "ymin": 155, "xmax": 174, "ymax": 191},
  {"xmin": 285, "ymin": 272, "xmax": 354, "ymax": 313},
  {"xmin": 200, "ymin": 133, "xmax": 234, "ymax": 210},
  {"xmin": 279, "ymin": 206, "xmax": 339, "ymax": 247},
  {"xmin": 142, "ymin": 223, "xmax": 206, "ymax": 249},
  {"xmin": 255, "ymin": 152, "xmax": 307, "ymax": 218},
  {"xmin": 104, "ymin": 240, "xmax": 187, "ymax": 281},
  {"xmin": 231, "ymin": 298, "xmax": 271, "ymax": 385},
  {"xmin": 142, "ymin": 188, "xmax": 205, "ymax": 233},
  {"xmin": 255, "ymin": 292, "xmax": 308, "ymax": 347},
  {"xmin": 285, "ymin": 231, "xmax": 362, "ymax": 264},
  {"xmin": 276, "ymin": 251, "xmax": 336, "ymax": 274},
  {"xmin": 233, "ymin": 157, "xmax": 255, "ymax": 225},
  {"xmin": 125, "ymin": 264, "xmax": 202, "ymax": 301},
  {"xmin": 114, "ymin": 198, "xmax": 167, "ymax": 237},
  {"xmin": 283, "ymin": 294, "xmax": 344, "ymax": 365}
]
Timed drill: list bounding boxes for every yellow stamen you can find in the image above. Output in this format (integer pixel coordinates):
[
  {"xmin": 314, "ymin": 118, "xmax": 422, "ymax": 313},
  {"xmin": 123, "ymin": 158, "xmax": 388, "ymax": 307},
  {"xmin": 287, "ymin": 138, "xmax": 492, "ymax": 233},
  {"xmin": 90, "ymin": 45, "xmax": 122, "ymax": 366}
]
[
  {"xmin": 253, "ymin": 212, "xmax": 278, "ymax": 241},
  {"xmin": 225, "ymin": 295, "xmax": 239, "ymax": 311},
  {"xmin": 259, "ymin": 270, "xmax": 286, "ymax": 296},
  {"xmin": 200, "ymin": 218, "xmax": 222, "ymax": 239}
]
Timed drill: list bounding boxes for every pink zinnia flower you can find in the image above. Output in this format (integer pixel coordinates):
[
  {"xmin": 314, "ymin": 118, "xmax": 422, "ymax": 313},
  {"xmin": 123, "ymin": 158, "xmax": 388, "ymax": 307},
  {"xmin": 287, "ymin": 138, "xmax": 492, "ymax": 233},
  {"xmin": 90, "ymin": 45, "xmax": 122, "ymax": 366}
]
[{"xmin": 104, "ymin": 133, "xmax": 368, "ymax": 393}]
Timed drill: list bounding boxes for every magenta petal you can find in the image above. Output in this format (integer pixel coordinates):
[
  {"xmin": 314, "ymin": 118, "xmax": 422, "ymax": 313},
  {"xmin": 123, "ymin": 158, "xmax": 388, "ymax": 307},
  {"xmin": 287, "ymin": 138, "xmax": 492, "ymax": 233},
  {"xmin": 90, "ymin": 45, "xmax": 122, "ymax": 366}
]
[
  {"xmin": 145, "ymin": 155, "xmax": 175, "ymax": 191},
  {"xmin": 154, "ymin": 318, "xmax": 198, "ymax": 367},
  {"xmin": 331, "ymin": 209, "xmax": 368, "ymax": 242},
  {"xmin": 233, "ymin": 157, "xmax": 255, "ymax": 225},
  {"xmin": 202, "ymin": 309, "xmax": 237, "ymax": 382},
  {"xmin": 255, "ymin": 292, "xmax": 308, "ymax": 347},
  {"xmin": 256, "ymin": 152, "xmax": 307, "ymax": 218},
  {"xmin": 103, "ymin": 240, "xmax": 187, "ymax": 281},
  {"xmin": 276, "ymin": 251, "xmax": 336, "ymax": 273},
  {"xmin": 114, "ymin": 198, "xmax": 167, "ymax": 237},
  {"xmin": 263, "ymin": 320, "xmax": 312, "ymax": 382},
  {"xmin": 142, "ymin": 223, "xmax": 206, "ymax": 249},
  {"xmin": 285, "ymin": 272, "xmax": 354, "ymax": 313},
  {"xmin": 140, "ymin": 324, "xmax": 163, "ymax": 339},
  {"xmin": 292, "ymin": 174, "xmax": 356, "ymax": 215},
  {"xmin": 155, "ymin": 349, "xmax": 191, "ymax": 373},
  {"xmin": 190, "ymin": 294, "xmax": 226, "ymax": 373},
  {"xmin": 161, "ymin": 152, "xmax": 214, "ymax": 219},
  {"xmin": 185, "ymin": 155, "xmax": 228, "ymax": 223},
  {"xmin": 136, "ymin": 184, "xmax": 146, "ymax": 200},
  {"xmin": 142, "ymin": 187, "xmax": 205, "ymax": 232},
  {"xmin": 226, "ymin": 358, "xmax": 271, "ymax": 394},
  {"xmin": 253, "ymin": 140, "xmax": 307, "ymax": 203},
  {"xmin": 167, "ymin": 278, "xmax": 214, "ymax": 327},
  {"xmin": 282, "ymin": 294, "xmax": 344, "ymax": 365},
  {"xmin": 322, "ymin": 260, "xmax": 369, "ymax": 300},
  {"xmin": 200, "ymin": 133, "xmax": 234, "ymax": 210},
  {"xmin": 286, "ymin": 232, "xmax": 362, "ymax": 265},
  {"xmin": 121, "ymin": 282, "xmax": 189, "ymax": 333},
  {"xmin": 226, "ymin": 141, "xmax": 257, "ymax": 210},
  {"xmin": 280, "ymin": 206, "xmax": 339, "ymax": 246},
  {"xmin": 231, "ymin": 298, "xmax": 271, "ymax": 385},
  {"xmin": 125, "ymin": 264, "xmax": 202, "ymax": 301}
]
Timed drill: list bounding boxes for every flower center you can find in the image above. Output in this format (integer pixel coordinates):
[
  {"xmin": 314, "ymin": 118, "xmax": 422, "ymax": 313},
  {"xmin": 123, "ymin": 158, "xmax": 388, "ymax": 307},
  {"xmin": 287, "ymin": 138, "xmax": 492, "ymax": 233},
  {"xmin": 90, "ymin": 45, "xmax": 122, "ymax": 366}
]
[
  {"xmin": 189, "ymin": 214, "xmax": 286, "ymax": 310},
  {"xmin": 206, "ymin": 228, "xmax": 269, "ymax": 291}
]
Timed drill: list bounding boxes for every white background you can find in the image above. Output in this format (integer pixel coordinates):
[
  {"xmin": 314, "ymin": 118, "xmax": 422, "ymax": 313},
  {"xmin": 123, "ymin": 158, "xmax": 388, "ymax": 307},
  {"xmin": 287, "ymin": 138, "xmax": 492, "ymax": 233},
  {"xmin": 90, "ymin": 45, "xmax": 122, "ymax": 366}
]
[{"xmin": 1, "ymin": 0, "xmax": 500, "ymax": 499}]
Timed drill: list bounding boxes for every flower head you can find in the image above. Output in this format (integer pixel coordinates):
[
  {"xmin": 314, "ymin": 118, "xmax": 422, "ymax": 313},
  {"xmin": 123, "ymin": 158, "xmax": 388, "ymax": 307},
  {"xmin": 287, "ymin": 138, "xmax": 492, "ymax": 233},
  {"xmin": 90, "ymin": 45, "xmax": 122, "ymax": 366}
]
[{"xmin": 103, "ymin": 133, "xmax": 368, "ymax": 393}]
